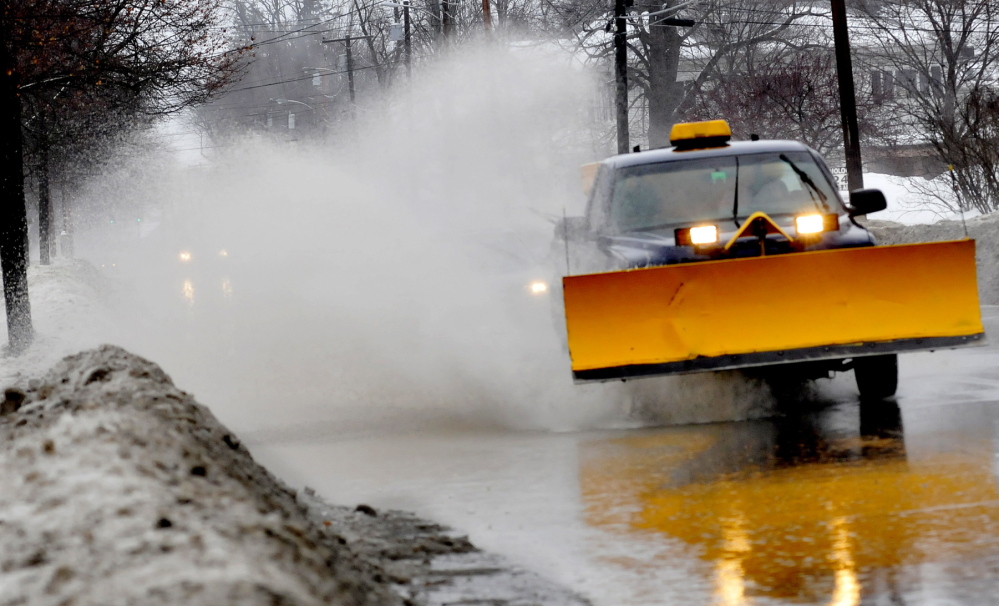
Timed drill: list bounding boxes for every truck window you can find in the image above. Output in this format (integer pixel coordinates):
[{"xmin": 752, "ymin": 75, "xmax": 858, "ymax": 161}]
[
  {"xmin": 611, "ymin": 157, "xmax": 737, "ymax": 232},
  {"xmin": 609, "ymin": 152, "xmax": 842, "ymax": 233}
]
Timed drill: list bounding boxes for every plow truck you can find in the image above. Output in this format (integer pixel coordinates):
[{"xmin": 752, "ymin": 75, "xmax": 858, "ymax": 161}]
[{"xmin": 556, "ymin": 120, "xmax": 984, "ymax": 399}]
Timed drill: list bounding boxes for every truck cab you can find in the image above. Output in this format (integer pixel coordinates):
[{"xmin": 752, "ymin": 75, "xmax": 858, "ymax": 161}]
[
  {"xmin": 555, "ymin": 120, "xmax": 983, "ymax": 401},
  {"xmin": 563, "ymin": 122, "xmax": 886, "ymax": 275}
]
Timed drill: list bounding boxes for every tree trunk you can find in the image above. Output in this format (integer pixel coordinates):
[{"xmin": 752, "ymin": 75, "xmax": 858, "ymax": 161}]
[
  {"xmin": 38, "ymin": 119, "xmax": 52, "ymax": 265},
  {"xmin": 426, "ymin": 0, "xmax": 441, "ymax": 38},
  {"xmin": 442, "ymin": 0, "xmax": 451, "ymax": 39},
  {"xmin": 0, "ymin": 25, "xmax": 34, "ymax": 352},
  {"xmin": 646, "ymin": 13, "xmax": 684, "ymax": 148}
]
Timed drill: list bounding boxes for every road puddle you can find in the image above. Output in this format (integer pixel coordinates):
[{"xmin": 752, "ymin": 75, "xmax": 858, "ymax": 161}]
[{"xmin": 580, "ymin": 403, "xmax": 999, "ymax": 604}]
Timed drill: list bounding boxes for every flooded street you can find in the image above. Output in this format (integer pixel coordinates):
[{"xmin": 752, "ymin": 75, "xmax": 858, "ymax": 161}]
[{"xmin": 244, "ymin": 308, "xmax": 999, "ymax": 605}]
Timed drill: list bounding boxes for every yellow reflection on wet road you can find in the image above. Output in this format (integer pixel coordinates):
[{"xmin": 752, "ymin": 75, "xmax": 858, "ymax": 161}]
[
  {"xmin": 182, "ymin": 279, "xmax": 195, "ymax": 306},
  {"xmin": 828, "ymin": 517, "xmax": 859, "ymax": 606},
  {"xmin": 581, "ymin": 408, "xmax": 999, "ymax": 604},
  {"xmin": 716, "ymin": 512, "xmax": 751, "ymax": 605}
]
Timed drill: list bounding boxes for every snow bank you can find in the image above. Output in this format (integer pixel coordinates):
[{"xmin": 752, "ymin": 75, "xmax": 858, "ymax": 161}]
[
  {"xmin": 865, "ymin": 213, "xmax": 999, "ymax": 304},
  {"xmin": 0, "ymin": 345, "xmax": 399, "ymax": 606},
  {"xmin": 0, "ymin": 344, "xmax": 591, "ymax": 605},
  {"xmin": 863, "ymin": 172, "xmax": 981, "ymax": 225}
]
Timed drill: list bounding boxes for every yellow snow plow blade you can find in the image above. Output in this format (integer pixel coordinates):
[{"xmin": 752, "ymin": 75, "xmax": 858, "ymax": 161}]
[{"xmin": 563, "ymin": 240, "xmax": 984, "ymax": 382}]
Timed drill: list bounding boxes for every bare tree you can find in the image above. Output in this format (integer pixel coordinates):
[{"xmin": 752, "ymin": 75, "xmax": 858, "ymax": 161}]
[
  {"xmin": 688, "ymin": 50, "xmax": 882, "ymax": 156},
  {"xmin": 546, "ymin": 0, "xmax": 829, "ymax": 149},
  {"xmin": 200, "ymin": 0, "xmax": 515, "ymax": 138},
  {"xmin": 858, "ymin": 0, "xmax": 999, "ymax": 212},
  {"xmin": 603, "ymin": 1, "xmax": 823, "ymax": 147},
  {"xmin": 1, "ymin": 0, "xmax": 240, "ymax": 352}
]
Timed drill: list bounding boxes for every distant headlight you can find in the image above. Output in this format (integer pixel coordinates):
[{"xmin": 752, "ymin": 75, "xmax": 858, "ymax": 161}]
[
  {"xmin": 179, "ymin": 251, "xmax": 192, "ymax": 262},
  {"xmin": 795, "ymin": 214, "xmax": 825, "ymax": 235},
  {"xmin": 529, "ymin": 281, "xmax": 549, "ymax": 295}
]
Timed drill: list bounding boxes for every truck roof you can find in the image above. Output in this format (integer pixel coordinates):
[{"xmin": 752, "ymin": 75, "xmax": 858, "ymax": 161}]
[{"xmin": 603, "ymin": 140, "xmax": 816, "ymax": 170}]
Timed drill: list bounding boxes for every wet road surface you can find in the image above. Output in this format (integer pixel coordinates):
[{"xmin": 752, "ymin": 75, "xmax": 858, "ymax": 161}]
[{"xmin": 251, "ymin": 308, "xmax": 999, "ymax": 605}]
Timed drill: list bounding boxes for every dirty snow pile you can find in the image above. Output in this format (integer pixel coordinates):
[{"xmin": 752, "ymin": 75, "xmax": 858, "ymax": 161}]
[
  {"xmin": 866, "ymin": 213, "xmax": 999, "ymax": 303},
  {"xmin": 0, "ymin": 345, "xmax": 399, "ymax": 606},
  {"xmin": 0, "ymin": 344, "xmax": 592, "ymax": 606}
]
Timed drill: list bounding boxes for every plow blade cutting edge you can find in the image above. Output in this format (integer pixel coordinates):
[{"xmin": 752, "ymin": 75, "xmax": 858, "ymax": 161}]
[{"xmin": 563, "ymin": 240, "xmax": 985, "ymax": 382}]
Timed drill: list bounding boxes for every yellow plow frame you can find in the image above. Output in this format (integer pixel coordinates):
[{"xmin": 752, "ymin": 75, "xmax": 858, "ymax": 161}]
[{"xmin": 563, "ymin": 240, "xmax": 984, "ymax": 382}]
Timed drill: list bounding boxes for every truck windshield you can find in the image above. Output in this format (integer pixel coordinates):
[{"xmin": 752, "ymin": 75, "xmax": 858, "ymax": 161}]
[{"xmin": 609, "ymin": 151, "xmax": 841, "ymax": 232}]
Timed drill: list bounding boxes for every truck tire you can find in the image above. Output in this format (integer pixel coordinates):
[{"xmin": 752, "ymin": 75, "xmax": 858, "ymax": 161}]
[{"xmin": 854, "ymin": 354, "xmax": 898, "ymax": 400}]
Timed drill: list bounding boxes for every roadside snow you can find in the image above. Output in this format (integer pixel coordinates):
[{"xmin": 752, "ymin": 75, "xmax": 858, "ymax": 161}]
[
  {"xmin": 0, "ymin": 259, "xmax": 118, "ymax": 388},
  {"xmin": 864, "ymin": 172, "xmax": 979, "ymax": 225},
  {"xmin": 866, "ymin": 212, "xmax": 999, "ymax": 304},
  {"xmin": 0, "ymin": 344, "xmax": 592, "ymax": 606},
  {"xmin": 0, "ymin": 345, "xmax": 399, "ymax": 606}
]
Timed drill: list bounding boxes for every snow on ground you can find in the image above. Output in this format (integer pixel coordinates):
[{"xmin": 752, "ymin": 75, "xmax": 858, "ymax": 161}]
[
  {"xmin": 0, "ymin": 343, "xmax": 591, "ymax": 606},
  {"xmin": 845, "ymin": 171, "xmax": 999, "ymax": 303},
  {"xmin": 0, "ymin": 345, "xmax": 398, "ymax": 606},
  {"xmin": 864, "ymin": 172, "xmax": 979, "ymax": 225},
  {"xmin": 867, "ymin": 212, "xmax": 999, "ymax": 304},
  {"xmin": 0, "ymin": 259, "xmax": 119, "ymax": 388}
]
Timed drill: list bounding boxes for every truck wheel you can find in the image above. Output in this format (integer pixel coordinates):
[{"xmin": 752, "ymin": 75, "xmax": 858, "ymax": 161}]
[{"xmin": 854, "ymin": 354, "xmax": 898, "ymax": 400}]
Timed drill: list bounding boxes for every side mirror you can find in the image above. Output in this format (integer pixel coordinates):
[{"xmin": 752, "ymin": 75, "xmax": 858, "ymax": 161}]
[
  {"xmin": 848, "ymin": 189, "xmax": 888, "ymax": 217},
  {"xmin": 555, "ymin": 216, "xmax": 589, "ymax": 241}
]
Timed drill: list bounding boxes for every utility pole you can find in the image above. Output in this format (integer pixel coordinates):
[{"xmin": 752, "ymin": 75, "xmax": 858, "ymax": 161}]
[
  {"xmin": 831, "ymin": 0, "xmax": 864, "ymax": 191},
  {"xmin": 323, "ymin": 34, "xmax": 373, "ymax": 119},
  {"xmin": 614, "ymin": 0, "xmax": 630, "ymax": 155},
  {"xmin": 403, "ymin": 0, "xmax": 412, "ymax": 78},
  {"xmin": 345, "ymin": 35, "xmax": 355, "ymax": 110}
]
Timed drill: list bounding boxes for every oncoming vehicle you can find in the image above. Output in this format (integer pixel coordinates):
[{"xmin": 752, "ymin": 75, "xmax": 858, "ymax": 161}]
[
  {"xmin": 172, "ymin": 246, "xmax": 234, "ymax": 308},
  {"xmin": 555, "ymin": 120, "xmax": 984, "ymax": 400}
]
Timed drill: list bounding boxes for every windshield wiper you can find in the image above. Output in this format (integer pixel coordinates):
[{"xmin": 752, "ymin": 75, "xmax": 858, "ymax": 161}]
[{"xmin": 779, "ymin": 153, "xmax": 830, "ymax": 212}]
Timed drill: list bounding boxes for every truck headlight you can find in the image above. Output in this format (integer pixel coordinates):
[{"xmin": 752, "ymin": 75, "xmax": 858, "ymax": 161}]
[
  {"xmin": 795, "ymin": 214, "xmax": 825, "ymax": 234},
  {"xmin": 676, "ymin": 225, "xmax": 719, "ymax": 246},
  {"xmin": 690, "ymin": 225, "xmax": 719, "ymax": 244},
  {"xmin": 795, "ymin": 213, "xmax": 840, "ymax": 235}
]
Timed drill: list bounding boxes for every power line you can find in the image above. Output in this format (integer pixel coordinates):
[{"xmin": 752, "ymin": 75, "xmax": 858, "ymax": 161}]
[
  {"xmin": 227, "ymin": 61, "xmax": 395, "ymax": 92},
  {"xmin": 225, "ymin": 1, "xmax": 383, "ymax": 54}
]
